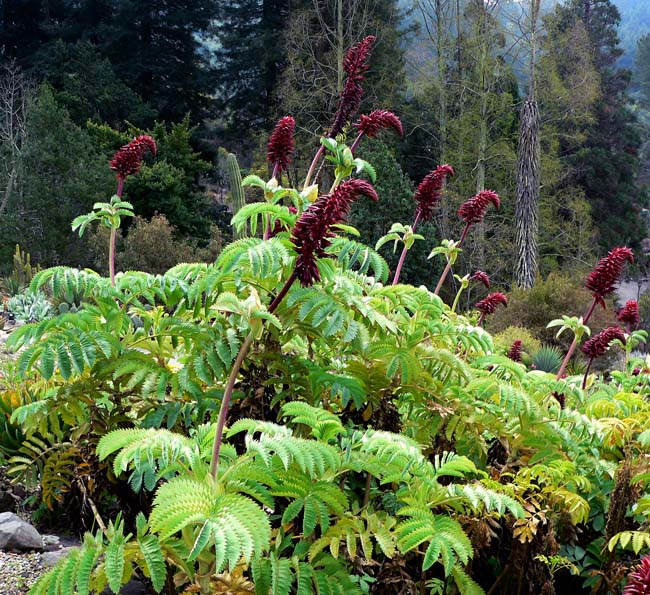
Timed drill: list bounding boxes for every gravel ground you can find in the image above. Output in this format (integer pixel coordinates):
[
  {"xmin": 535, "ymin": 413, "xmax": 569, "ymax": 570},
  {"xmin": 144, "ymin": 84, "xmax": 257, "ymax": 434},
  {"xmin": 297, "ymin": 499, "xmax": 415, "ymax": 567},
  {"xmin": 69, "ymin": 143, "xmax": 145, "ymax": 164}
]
[{"xmin": 0, "ymin": 551, "xmax": 44, "ymax": 594}]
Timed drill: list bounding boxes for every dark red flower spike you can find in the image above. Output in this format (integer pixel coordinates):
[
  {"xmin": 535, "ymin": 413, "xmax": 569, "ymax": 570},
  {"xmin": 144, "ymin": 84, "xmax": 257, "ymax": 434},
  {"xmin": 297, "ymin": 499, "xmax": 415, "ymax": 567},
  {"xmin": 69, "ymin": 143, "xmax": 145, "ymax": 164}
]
[
  {"xmin": 413, "ymin": 164, "xmax": 455, "ymax": 223},
  {"xmin": 267, "ymin": 116, "xmax": 296, "ymax": 175},
  {"xmin": 458, "ymin": 190, "xmax": 501, "ymax": 225},
  {"xmin": 329, "ymin": 36, "xmax": 376, "ymax": 138},
  {"xmin": 291, "ymin": 179, "xmax": 378, "ymax": 286},
  {"xmin": 470, "ymin": 271, "xmax": 490, "ymax": 289},
  {"xmin": 585, "ymin": 247, "xmax": 634, "ymax": 307},
  {"xmin": 507, "ymin": 340, "xmax": 523, "ymax": 363},
  {"xmin": 618, "ymin": 300, "xmax": 640, "ymax": 330},
  {"xmin": 355, "ymin": 110, "xmax": 403, "ymax": 139},
  {"xmin": 624, "ymin": 556, "xmax": 650, "ymax": 595},
  {"xmin": 110, "ymin": 135, "xmax": 157, "ymax": 180}
]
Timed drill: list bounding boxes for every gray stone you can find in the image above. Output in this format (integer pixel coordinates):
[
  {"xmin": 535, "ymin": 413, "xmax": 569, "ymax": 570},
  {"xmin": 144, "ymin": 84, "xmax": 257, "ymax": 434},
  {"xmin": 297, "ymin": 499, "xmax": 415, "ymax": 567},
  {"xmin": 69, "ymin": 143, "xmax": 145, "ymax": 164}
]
[
  {"xmin": 40, "ymin": 547, "xmax": 77, "ymax": 568},
  {"xmin": 41, "ymin": 535, "xmax": 60, "ymax": 546},
  {"xmin": 0, "ymin": 512, "xmax": 42, "ymax": 551}
]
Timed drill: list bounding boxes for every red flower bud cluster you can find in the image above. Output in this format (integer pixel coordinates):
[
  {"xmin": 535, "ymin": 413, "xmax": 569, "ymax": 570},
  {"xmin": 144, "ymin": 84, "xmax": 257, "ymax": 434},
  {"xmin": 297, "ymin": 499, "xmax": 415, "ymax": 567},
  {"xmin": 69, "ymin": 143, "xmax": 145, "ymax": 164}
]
[
  {"xmin": 413, "ymin": 164, "xmax": 455, "ymax": 222},
  {"xmin": 329, "ymin": 36, "xmax": 376, "ymax": 138},
  {"xmin": 470, "ymin": 271, "xmax": 490, "ymax": 289},
  {"xmin": 267, "ymin": 116, "xmax": 296, "ymax": 174},
  {"xmin": 291, "ymin": 179, "xmax": 378, "ymax": 286},
  {"xmin": 110, "ymin": 135, "xmax": 157, "ymax": 179},
  {"xmin": 581, "ymin": 326, "xmax": 626, "ymax": 360},
  {"xmin": 507, "ymin": 340, "xmax": 523, "ymax": 363},
  {"xmin": 355, "ymin": 110, "xmax": 403, "ymax": 139},
  {"xmin": 585, "ymin": 247, "xmax": 634, "ymax": 304},
  {"xmin": 458, "ymin": 190, "xmax": 500, "ymax": 225},
  {"xmin": 618, "ymin": 300, "xmax": 640, "ymax": 329},
  {"xmin": 475, "ymin": 292, "xmax": 508, "ymax": 316},
  {"xmin": 624, "ymin": 556, "xmax": 650, "ymax": 595}
]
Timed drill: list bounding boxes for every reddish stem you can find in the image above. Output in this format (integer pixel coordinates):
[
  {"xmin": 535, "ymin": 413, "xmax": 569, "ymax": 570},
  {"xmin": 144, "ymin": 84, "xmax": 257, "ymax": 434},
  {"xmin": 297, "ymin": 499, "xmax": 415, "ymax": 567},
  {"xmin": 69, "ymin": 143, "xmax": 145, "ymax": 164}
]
[
  {"xmin": 392, "ymin": 212, "xmax": 421, "ymax": 285},
  {"xmin": 478, "ymin": 312, "xmax": 487, "ymax": 327},
  {"xmin": 304, "ymin": 146, "xmax": 325, "ymax": 189},
  {"xmin": 434, "ymin": 223, "xmax": 471, "ymax": 296},
  {"xmin": 263, "ymin": 163, "xmax": 281, "ymax": 241},
  {"xmin": 350, "ymin": 132, "xmax": 364, "ymax": 154},
  {"xmin": 109, "ymin": 177, "xmax": 125, "ymax": 286},
  {"xmin": 582, "ymin": 358, "xmax": 594, "ymax": 389},
  {"xmin": 210, "ymin": 270, "xmax": 298, "ymax": 478},
  {"xmin": 556, "ymin": 298, "xmax": 598, "ymax": 380}
]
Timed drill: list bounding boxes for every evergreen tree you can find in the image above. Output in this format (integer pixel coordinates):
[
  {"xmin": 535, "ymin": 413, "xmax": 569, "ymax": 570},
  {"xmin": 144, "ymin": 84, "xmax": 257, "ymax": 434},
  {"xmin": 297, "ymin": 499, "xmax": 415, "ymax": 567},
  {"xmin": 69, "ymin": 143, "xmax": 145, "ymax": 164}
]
[
  {"xmin": 1, "ymin": 0, "xmax": 218, "ymax": 123},
  {"xmin": 636, "ymin": 34, "xmax": 650, "ymax": 105},
  {"xmin": 214, "ymin": 0, "xmax": 289, "ymax": 136},
  {"xmin": 0, "ymin": 84, "xmax": 113, "ymax": 265},
  {"xmin": 550, "ymin": 0, "xmax": 645, "ymax": 250}
]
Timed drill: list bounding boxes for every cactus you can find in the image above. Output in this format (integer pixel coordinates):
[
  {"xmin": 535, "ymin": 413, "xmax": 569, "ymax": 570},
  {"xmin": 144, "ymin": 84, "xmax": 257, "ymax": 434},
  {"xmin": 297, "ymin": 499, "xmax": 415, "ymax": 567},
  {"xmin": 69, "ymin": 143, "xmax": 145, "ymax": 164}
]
[
  {"xmin": 13, "ymin": 244, "xmax": 38, "ymax": 286},
  {"xmin": 226, "ymin": 152, "xmax": 247, "ymax": 240},
  {"xmin": 0, "ymin": 245, "xmax": 40, "ymax": 296}
]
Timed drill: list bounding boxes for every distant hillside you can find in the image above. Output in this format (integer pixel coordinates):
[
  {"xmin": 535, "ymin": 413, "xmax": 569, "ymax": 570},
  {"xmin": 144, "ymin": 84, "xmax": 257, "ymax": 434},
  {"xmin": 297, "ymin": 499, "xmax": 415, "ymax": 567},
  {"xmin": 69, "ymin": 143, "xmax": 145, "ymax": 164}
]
[{"xmin": 612, "ymin": 0, "xmax": 650, "ymax": 69}]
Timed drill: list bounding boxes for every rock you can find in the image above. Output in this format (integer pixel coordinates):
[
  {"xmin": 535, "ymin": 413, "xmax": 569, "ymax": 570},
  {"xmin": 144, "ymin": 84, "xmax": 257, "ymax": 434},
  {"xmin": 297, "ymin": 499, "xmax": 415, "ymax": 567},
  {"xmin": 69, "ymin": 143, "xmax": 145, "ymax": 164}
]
[
  {"xmin": 101, "ymin": 578, "xmax": 149, "ymax": 595},
  {"xmin": 0, "ymin": 489, "xmax": 17, "ymax": 513},
  {"xmin": 41, "ymin": 535, "xmax": 60, "ymax": 547},
  {"xmin": 40, "ymin": 547, "xmax": 76, "ymax": 568},
  {"xmin": 0, "ymin": 512, "xmax": 43, "ymax": 551}
]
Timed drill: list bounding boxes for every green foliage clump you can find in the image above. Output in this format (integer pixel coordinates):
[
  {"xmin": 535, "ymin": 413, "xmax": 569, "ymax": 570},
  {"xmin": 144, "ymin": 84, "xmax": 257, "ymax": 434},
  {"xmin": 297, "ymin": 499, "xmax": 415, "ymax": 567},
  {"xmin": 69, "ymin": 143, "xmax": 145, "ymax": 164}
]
[
  {"xmin": 488, "ymin": 272, "xmax": 618, "ymax": 348},
  {"xmin": 493, "ymin": 326, "xmax": 542, "ymax": 358},
  {"xmin": 88, "ymin": 118, "xmax": 214, "ymax": 240},
  {"xmin": 531, "ymin": 345, "xmax": 563, "ymax": 374},
  {"xmin": 86, "ymin": 214, "xmax": 222, "ymax": 276}
]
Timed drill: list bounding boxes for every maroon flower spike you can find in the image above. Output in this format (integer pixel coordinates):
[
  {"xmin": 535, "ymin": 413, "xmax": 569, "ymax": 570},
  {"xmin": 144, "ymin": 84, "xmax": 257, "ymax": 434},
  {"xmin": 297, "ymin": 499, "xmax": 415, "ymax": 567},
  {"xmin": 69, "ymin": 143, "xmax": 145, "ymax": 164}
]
[
  {"xmin": 470, "ymin": 271, "xmax": 490, "ymax": 289},
  {"xmin": 355, "ymin": 110, "xmax": 403, "ymax": 139},
  {"xmin": 582, "ymin": 326, "xmax": 626, "ymax": 360},
  {"xmin": 507, "ymin": 340, "xmax": 523, "ymax": 363},
  {"xmin": 475, "ymin": 292, "xmax": 508, "ymax": 316},
  {"xmin": 267, "ymin": 116, "xmax": 296, "ymax": 174},
  {"xmin": 624, "ymin": 556, "xmax": 650, "ymax": 595},
  {"xmin": 329, "ymin": 36, "xmax": 376, "ymax": 138},
  {"xmin": 291, "ymin": 179, "xmax": 378, "ymax": 286},
  {"xmin": 618, "ymin": 300, "xmax": 640, "ymax": 329},
  {"xmin": 110, "ymin": 135, "xmax": 157, "ymax": 180},
  {"xmin": 585, "ymin": 247, "xmax": 634, "ymax": 305},
  {"xmin": 413, "ymin": 164, "xmax": 455, "ymax": 222},
  {"xmin": 458, "ymin": 190, "xmax": 501, "ymax": 225}
]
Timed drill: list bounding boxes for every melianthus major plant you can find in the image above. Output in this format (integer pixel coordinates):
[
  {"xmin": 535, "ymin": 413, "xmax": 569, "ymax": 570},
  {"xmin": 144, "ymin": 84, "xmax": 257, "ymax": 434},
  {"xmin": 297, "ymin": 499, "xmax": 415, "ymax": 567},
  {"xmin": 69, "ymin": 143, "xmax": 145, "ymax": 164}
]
[{"xmin": 3, "ymin": 34, "xmax": 649, "ymax": 595}]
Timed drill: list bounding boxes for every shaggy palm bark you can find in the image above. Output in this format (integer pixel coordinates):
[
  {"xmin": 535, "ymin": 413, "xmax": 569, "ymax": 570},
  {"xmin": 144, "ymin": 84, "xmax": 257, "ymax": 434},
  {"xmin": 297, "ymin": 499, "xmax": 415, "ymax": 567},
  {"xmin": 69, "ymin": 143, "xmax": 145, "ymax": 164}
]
[{"xmin": 514, "ymin": 98, "xmax": 540, "ymax": 288}]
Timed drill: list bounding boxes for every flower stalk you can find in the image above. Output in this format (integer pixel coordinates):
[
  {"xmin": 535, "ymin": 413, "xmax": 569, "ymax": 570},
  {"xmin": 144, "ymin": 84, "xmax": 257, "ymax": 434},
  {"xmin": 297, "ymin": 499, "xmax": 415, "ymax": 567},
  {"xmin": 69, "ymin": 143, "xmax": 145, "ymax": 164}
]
[
  {"xmin": 434, "ymin": 189, "xmax": 499, "ymax": 296},
  {"xmin": 556, "ymin": 247, "xmax": 633, "ymax": 379},
  {"xmin": 210, "ymin": 180, "xmax": 378, "ymax": 477}
]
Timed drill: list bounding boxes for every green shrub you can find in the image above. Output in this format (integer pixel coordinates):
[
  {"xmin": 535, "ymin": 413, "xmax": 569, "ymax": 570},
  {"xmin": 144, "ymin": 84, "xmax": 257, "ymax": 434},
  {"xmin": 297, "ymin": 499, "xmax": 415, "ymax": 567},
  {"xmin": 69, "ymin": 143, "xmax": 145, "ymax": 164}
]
[
  {"xmin": 87, "ymin": 214, "xmax": 222, "ymax": 276},
  {"xmin": 487, "ymin": 272, "xmax": 618, "ymax": 348},
  {"xmin": 493, "ymin": 326, "xmax": 542, "ymax": 357}
]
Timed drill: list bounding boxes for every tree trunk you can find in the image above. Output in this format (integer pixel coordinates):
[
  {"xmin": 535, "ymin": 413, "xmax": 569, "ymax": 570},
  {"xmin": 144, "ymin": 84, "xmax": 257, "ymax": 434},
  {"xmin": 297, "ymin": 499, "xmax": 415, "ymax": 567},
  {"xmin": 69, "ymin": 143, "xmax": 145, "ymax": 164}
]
[{"xmin": 514, "ymin": 98, "xmax": 540, "ymax": 288}]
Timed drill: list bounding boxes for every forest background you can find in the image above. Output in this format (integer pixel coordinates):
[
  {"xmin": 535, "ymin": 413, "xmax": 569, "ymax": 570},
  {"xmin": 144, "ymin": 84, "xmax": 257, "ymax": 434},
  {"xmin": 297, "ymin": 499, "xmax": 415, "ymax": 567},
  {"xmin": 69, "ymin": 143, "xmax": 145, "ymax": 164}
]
[{"xmin": 2, "ymin": 0, "xmax": 650, "ymax": 303}]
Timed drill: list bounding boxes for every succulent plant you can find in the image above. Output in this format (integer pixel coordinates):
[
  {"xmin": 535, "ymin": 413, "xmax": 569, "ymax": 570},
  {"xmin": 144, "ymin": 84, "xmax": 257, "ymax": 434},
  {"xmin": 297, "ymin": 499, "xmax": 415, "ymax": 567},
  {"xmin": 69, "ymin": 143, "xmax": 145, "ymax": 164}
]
[
  {"xmin": 8, "ymin": 290, "xmax": 53, "ymax": 323},
  {"xmin": 531, "ymin": 346, "xmax": 564, "ymax": 374}
]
